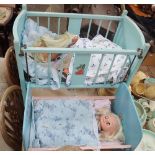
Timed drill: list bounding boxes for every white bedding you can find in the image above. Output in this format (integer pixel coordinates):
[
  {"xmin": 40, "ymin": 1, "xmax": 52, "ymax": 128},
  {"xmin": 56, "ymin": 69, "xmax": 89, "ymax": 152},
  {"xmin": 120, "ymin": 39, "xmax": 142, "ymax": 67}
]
[{"xmin": 67, "ymin": 35, "xmax": 129, "ymax": 85}]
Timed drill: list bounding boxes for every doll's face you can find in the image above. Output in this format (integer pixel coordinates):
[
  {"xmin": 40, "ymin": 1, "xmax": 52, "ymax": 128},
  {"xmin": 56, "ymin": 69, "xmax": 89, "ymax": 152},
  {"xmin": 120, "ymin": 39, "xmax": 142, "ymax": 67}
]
[{"xmin": 100, "ymin": 113, "xmax": 120, "ymax": 136}]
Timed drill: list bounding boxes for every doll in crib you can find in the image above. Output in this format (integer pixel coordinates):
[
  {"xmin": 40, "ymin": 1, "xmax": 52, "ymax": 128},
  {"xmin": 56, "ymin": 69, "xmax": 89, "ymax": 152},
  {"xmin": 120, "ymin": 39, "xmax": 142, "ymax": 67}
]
[
  {"xmin": 32, "ymin": 32, "xmax": 79, "ymax": 62},
  {"xmin": 95, "ymin": 106, "xmax": 125, "ymax": 143}
]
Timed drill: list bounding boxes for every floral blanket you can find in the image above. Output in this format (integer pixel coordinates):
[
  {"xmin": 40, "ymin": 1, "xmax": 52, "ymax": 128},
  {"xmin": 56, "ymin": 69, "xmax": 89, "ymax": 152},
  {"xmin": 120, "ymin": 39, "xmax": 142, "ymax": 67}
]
[{"xmin": 30, "ymin": 98, "xmax": 99, "ymax": 148}]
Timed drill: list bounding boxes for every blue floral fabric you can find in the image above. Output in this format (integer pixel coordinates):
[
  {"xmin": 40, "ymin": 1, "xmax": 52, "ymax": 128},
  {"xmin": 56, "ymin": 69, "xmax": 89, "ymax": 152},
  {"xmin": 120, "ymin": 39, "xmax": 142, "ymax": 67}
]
[
  {"xmin": 22, "ymin": 56, "xmax": 60, "ymax": 89},
  {"xmin": 30, "ymin": 98, "xmax": 99, "ymax": 148}
]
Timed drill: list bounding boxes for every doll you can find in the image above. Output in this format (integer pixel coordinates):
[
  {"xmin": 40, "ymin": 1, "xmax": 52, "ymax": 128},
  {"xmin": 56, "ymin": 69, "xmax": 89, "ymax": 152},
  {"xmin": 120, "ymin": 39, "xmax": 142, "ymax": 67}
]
[
  {"xmin": 96, "ymin": 107, "xmax": 125, "ymax": 142},
  {"xmin": 32, "ymin": 32, "xmax": 79, "ymax": 62}
]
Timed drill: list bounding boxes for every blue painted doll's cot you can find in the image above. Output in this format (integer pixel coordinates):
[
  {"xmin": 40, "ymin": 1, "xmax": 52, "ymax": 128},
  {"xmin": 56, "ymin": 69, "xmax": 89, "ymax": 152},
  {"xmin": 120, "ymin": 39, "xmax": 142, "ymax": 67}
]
[{"xmin": 13, "ymin": 5, "xmax": 150, "ymax": 150}]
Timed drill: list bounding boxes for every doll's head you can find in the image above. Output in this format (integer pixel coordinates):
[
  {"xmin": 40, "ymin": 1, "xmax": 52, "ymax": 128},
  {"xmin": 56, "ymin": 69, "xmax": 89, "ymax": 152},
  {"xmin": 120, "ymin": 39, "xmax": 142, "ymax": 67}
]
[
  {"xmin": 96, "ymin": 107, "xmax": 124, "ymax": 142},
  {"xmin": 100, "ymin": 113, "xmax": 121, "ymax": 137},
  {"xmin": 32, "ymin": 32, "xmax": 79, "ymax": 62}
]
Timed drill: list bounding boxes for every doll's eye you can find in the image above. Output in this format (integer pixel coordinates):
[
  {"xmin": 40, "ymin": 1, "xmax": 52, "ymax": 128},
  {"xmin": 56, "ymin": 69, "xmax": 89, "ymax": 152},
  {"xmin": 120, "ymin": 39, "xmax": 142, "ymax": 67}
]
[
  {"xmin": 106, "ymin": 122, "xmax": 110, "ymax": 126},
  {"xmin": 105, "ymin": 116, "xmax": 109, "ymax": 119}
]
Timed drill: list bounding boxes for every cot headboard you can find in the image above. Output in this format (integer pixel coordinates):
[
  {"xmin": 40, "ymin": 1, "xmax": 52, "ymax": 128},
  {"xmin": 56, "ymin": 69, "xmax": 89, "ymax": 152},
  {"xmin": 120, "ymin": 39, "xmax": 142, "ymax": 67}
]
[{"xmin": 13, "ymin": 9, "xmax": 27, "ymax": 100}]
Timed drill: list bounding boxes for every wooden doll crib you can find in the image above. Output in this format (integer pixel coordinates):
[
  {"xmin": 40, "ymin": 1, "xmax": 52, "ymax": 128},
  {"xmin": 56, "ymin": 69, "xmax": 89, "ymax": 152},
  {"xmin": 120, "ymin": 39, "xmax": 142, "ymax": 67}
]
[{"xmin": 13, "ymin": 5, "xmax": 150, "ymax": 151}]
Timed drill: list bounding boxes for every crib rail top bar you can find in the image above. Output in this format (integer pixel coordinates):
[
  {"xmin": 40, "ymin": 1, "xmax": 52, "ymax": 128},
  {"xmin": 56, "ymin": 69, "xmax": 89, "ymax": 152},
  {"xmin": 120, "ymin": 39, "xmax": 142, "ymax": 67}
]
[
  {"xmin": 32, "ymin": 96, "xmax": 116, "ymax": 100},
  {"xmin": 29, "ymin": 83, "xmax": 120, "ymax": 89},
  {"xmin": 26, "ymin": 11, "xmax": 123, "ymax": 21},
  {"xmin": 21, "ymin": 47, "xmax": 139, "ymax": 55}
]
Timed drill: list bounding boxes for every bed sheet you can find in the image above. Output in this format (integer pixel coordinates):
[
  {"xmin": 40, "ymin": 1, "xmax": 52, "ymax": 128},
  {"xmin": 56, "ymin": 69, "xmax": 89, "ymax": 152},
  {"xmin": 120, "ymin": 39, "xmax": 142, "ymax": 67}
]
[
  {"xmin": 30, "ymin": 98, "xmax": 99, "ymax": 148},
  {"xmin": 67, "ymin": 35, "xmax": 129, "ymax": 85},
  {"xmin": 22, "ymin": 55, "xmax": 61, "ymax": 89},
  {"xmin": 22, "ymin": 18, "xmax": 57, "ymax": 47}
]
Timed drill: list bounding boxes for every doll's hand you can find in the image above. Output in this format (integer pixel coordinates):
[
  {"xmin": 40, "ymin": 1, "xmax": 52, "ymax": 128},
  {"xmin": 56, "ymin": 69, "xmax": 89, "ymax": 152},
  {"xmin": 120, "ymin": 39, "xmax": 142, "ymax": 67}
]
[{"xmin": 68, "ymin": 36, "xmax": 79, "ymax": 47}]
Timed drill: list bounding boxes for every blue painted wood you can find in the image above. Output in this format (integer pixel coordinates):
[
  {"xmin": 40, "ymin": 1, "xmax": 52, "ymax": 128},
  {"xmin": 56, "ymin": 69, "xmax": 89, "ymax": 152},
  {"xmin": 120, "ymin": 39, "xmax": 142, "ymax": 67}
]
[
  {"xmin": 68, "ymin": 18, "xmax": 82, "ymax": 35},
  {"xmin": 93, "ymin": 54, "xmax": 105, "ymax": 83},
  {"xmin": 27, "ymin": 11, "xmax": 123, "ymax": 21},
  {"xmin": 104, "ymin": 54, "xmax": 116, "ymax": 84},
  {"xmin": 113, "ymin": 19, "xmax": 122, "ymax": 44},
  {"xmin": 48, "ymin": 53, "xmax": 51, "ymax": 85},
  {"xmin": 58, "ymin": 57, "xmax": 64, "ymax": 83},
  {"xmin": 30, "ymin": 82, "xmax": 120, "ymax": 89},
  {"xmin": 97, "ymin": 20, "xmax": 102, "ymax": 35},
  {"xmin": 57, "ymin": 18, "xmax": 60, "ymax": 35},
  {"xmin": 128, "ymin": 55, "xmax": 132, "ymax": 64},
  {"xmin": 37, "ymin": 16, "xmax": 39, "ymax": 26},
  {"xmin": 22, "ymin": 4, "xmax": 27, "ymax": 10},
  {"xmin": 126, "ymin": 44, "xmax": 150, "ymax": 86},
  {"xmin": 13, "ymin": 10, "xmax": 27, "ymax": 101},
  {"xmin": 47, "ymin": 17, "xmax": 50, "ymax": 30},
  {"xmin": 22, "ymin": 83, "xmax": 32, "ymax": 150},
  {"xmin": 122, "ymin": 16, "xmax": 145, "ymax": 49},
  {"xmin": 113, "ymin": 10, "xmax": 127, "ymax": 45},
  {"xmin": 113, "ymin": 83, "xmax": 142, "ymax": 150},
  {"xmin": 70, "ymin": 54, "xmax": 91, "ymax": 86},
  {"xmin": 22, "ymin": 47, "xmax": 138, "ymax": 54},
  {"xmin": 87, "ymin": 19, "xmax": 92, "ymax": 38},
  {"xmin": 31, "ymin": 83, "xmax": 119, "ymax": 89},
  {"xmin": 120, "ymin": 55, "xmax": 129, "ymax": 71},
  {"xmin": 34, "ymin": 53, "xmax": 37, "ymax": 84},
  {"xmin": 105, "ymin": 20, "xmax": 112, "ymax": 38}
]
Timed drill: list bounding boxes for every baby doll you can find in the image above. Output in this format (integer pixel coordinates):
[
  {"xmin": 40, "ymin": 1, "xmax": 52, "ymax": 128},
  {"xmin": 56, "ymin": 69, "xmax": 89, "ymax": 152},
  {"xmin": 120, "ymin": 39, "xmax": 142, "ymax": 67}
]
[
  {"xmin": 95, "ymin": 107, "xmax": 124, "ymax": 142},
  {"xmin": 32, "ymin": 32, "xmax": 79, "ymax": 62}
]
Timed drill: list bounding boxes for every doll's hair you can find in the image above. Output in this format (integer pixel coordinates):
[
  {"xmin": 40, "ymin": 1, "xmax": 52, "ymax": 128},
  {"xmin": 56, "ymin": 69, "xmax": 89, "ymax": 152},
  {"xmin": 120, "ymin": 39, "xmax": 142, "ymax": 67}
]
[{"xmin": 97, "ymin": 108, "xmax": 125, "ymax": 142}]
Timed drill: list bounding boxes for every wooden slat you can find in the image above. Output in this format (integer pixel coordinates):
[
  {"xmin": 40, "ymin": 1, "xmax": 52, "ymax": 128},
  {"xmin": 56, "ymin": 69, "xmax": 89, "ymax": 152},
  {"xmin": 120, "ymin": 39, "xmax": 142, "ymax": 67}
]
[
  {"xmin": 97, "ymin": 20, "xmax": 102, "ymax": 35},
  {"xmin": 48, "ymin": 53, "xmax": 51, "ymax": 85},
  {"xmin": 87, "ymin": 19, "xmax": 92, "ymax": 38},
  {"xmin": 22, "ymin": 47, "xmax": 138, "ymax": 55},
  {"xmin": 32, "ymin": 96, "xmax": 115, "ymax": 100},
  {"xmin": 47, "ymin": 17, "xmax": 50, "ymax": 30},
  {"xmin": 34, "ymin": 53, "xmax": 37, "ymax": 84},
  {"xmin": 93, "ymin": 54, "xmax": 104, "ymax": 83},
  {"xmin": 104, "ymin": 54, "xmax": 116, "ymax": 83},
  {"xmin": 57, "ymin": 17, "xmax": 60, "ymax": 35},
  {"xmin": 58, "ymin": 57, "xmax": 64, "ymax": 84},
  {"xmin": 105, "ymin": 20, "xmax": 112, "ymax": 38},
  {"xmin": 120, "ymin": 55, "xmax": 129, "ymax": 70},
  {"xmin": 27, "ymin": 11, "xmax": 123, "ymax": 21},
  {"xmin": 28, "ymin": 144, "xmax": 131, "ymax": 151},
  {"xmin": 37, "ymin": 16, "xmax": 39, "ymax": 26}
]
